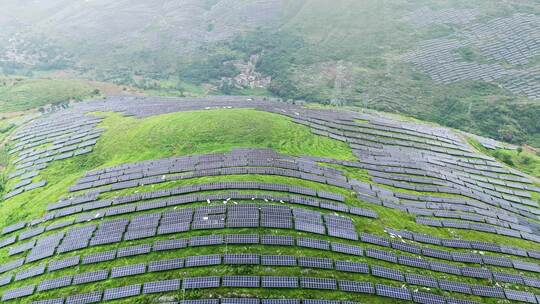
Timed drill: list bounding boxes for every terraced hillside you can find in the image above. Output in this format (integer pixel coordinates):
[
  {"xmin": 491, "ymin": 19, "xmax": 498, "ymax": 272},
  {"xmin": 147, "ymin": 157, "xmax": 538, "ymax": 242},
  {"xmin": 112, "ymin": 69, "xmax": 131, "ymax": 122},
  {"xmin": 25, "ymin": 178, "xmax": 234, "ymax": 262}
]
[
  {"xmin": 2, "ymin": 0, "xmax": 540, "ymax": 146},
  {"xmin": 0, "ymin": 96, "xmax": 539, "ymax": 304}
]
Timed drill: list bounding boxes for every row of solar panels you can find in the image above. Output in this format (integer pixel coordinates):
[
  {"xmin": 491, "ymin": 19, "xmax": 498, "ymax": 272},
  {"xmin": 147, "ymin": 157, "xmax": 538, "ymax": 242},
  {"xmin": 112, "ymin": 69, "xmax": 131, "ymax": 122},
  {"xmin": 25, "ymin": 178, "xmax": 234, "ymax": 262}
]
[
  {"xmin": 17, "ymin": 275, "xmax": 539, "ymax": 304},
  {"xmin": 2, "ymin": 189, "xmax": 376, "ymax": 252},
  {"xmin": 3, "ymin": 232, "xmax": 539, "ymax": 301},
  {"xmin": 385, "ymin": 227, "xmax": 540, "ymax": 260}
]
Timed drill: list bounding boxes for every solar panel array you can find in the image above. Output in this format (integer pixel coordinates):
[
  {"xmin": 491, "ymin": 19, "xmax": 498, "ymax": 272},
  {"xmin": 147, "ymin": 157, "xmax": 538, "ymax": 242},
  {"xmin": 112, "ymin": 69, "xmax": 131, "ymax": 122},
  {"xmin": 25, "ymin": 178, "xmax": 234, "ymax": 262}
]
[
  {"xmin": 402, "ymin": 13, "xmax": 540, "ymax": 99},
  {"xmin": 1, "ymin": 96, "xmax": 539, "ymax": 304},
  {"xmin": 5, "ymin": 113, "xmax": 104, "ymax": 199}
]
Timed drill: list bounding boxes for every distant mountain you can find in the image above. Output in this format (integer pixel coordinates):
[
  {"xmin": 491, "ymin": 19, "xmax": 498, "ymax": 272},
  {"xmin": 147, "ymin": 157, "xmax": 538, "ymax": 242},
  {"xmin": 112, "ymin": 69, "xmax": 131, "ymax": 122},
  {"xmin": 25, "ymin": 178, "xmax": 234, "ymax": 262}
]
[{"xmin": 0, "ymin": 0, "xmax": 539, "ymax": 146}]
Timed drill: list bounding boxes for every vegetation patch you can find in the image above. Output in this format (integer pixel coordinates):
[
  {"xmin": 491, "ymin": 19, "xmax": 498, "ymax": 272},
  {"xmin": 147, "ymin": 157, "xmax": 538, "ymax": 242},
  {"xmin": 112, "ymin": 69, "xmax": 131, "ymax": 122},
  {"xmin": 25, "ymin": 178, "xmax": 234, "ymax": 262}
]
[{"xmin": 0, "ymin": 77, "xmax": 99, "ymax": 113}]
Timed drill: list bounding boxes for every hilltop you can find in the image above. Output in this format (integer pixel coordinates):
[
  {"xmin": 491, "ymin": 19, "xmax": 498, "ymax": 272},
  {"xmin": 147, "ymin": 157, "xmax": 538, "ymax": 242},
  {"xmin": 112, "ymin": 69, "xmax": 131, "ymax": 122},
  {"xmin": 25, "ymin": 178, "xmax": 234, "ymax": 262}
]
[{"xmin": 0, "ymin": 96, "xmax": 538, "ymax": 303}]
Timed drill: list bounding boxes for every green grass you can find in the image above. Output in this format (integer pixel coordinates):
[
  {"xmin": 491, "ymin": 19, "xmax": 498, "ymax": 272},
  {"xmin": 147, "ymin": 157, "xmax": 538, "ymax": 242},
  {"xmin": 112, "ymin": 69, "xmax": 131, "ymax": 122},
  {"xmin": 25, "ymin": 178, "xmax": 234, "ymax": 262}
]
[
  {"xmin": 0, "ymin": 77, "xmax": 98, "ymax": 113},
  {"xmin": 467, "ymin": 137, "xmax": 540, "ymax": 179},
  {"xmin": 1, "ymin": 109, "xmax": 539, "ymax": 304},
  {"xmin": 0, "ymin": 109, "xmax": 354, "ymax": 225},
  {"xmin": 490, "ymin": 149, "xmax": 540, "ymax": 179}
]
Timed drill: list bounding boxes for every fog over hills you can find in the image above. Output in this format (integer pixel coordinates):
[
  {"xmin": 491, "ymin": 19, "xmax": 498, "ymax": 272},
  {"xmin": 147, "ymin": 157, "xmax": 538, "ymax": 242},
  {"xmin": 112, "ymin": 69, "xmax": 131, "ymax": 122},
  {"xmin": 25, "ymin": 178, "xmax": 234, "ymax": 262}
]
[{"xmin": 0, "ymin": 0, "xmax": 539, "ymax": 145}]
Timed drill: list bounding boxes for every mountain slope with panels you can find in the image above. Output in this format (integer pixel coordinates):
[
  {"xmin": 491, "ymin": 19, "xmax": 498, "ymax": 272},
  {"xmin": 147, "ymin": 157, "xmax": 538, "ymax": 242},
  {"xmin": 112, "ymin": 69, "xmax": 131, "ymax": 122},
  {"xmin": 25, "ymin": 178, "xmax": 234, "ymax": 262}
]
[
  {"xmin": 0, "ymin": 96, "xmax": 539, "ymax": 304},
  {"xmin": 402, "ymin": 13, "xmax": 540, "ymax": 100}
]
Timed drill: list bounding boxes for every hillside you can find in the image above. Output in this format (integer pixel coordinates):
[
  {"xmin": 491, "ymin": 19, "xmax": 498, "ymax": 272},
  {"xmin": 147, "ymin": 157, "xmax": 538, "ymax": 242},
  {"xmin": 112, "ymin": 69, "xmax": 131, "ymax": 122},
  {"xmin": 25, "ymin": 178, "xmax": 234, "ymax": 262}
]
[
  {"xmin": 0, "ymin": 77, "xmax": 99, "ymax": 114},
  {"xmin": 0, "ymin": 0, "xmax": 539, "ymax": 146},
  {"xmin": 0, "ymin": 96, "xmax": 538, "ymax": 304}
]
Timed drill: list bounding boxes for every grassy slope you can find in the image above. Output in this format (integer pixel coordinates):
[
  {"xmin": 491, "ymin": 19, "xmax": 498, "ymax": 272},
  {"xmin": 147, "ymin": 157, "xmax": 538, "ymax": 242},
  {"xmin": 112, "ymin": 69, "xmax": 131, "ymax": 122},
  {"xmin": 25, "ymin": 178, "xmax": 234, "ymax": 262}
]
[
  {"xmin": 467, "ymin": 137, "xmax": 540, "ymax": 179},
  {"xmin": 0, "ymin": 109, "xmax": 354, "ymax": 225},
  {"xmin": 1, "ymin": 109, "xmax": 540, "ymax": 303},
  {"xmin": 0, "ymin": 77, "xmax": 97, "ymax": 113}
]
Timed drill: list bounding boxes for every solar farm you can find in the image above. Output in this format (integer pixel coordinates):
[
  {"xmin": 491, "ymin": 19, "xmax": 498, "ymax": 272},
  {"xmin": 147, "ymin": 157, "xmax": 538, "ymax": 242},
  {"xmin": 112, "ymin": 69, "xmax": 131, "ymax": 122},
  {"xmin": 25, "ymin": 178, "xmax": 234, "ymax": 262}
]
[
  {"xmin": 0, "ymin": 95, "xmax": 539, "ymax": 304},
  {"xmin": 402, "ymin": 12, "xmax": 540, "ymax": 99}
]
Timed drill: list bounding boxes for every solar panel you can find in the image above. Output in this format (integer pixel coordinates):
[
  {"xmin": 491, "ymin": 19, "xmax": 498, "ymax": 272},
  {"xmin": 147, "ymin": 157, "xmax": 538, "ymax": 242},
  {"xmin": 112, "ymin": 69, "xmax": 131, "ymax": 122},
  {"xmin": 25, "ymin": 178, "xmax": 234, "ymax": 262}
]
[
  {"xmin": 0, "ymin": 258, "xmax": 25, "ymax": 273},
  {"xmin": 113, "ymin": 243, "xmax": 148, "ymax": 257},
  {"xmin": 405, "ymin": 273, "xmax": 438, "ymax": 288},
  {"xmin": 153, "ymin": 238, "xmax": 188, "ymax": 251},
  {"xmin": 504, "ymin": 289, "xmax": 537, "ymax": 303},
  {"xmin": 360, "ymin": 233, "xmax": 390, "ymax": 247},
  {"xmin": 441, "ymin": 239, "xmax": 471, "ymax": 249},
  {"xmin": 334, "ymin": 261, "xmax": 369, "ymax": 273},
  {"xmin": 451, "ymin": 252, "xmax": 482, "ymax": 264},
  {"xmin": 295, "ymin": 222, "xmax": 325, "ymax": 234},
  {"xmin": 223, "ymin": 254, "xmax": 260, "ymax": 265},
  {"xmin": 365, "ymin": 248, "xmax": 398, "ymax": 263},
  {"xmin": 492, "ymin": 272, "xmax": 524, "ymax": 284},
  {"xmin": 185, "ymin": 255, "xmax": 221, "ymax": 267},
  {"xmin": 15, "ymin": 264, "xmax": 46, "ymax": 281},
  {"xmin": 148, "ymin": 258, "xmax": 184, "ymax": 272},
  {"xmin": 30, "ymin": 298, "xmax": 65, "ymax": 304},
  {"xmin": 192, "ymin": 216, "xmax": 226, "ymax": 229},
  {"xmin": 303, "ymin": 300, "xmax": 339, "ymax": 304},
  {"xmin": 470, "ymin": 241, "xmax": 500, "ymax": 252},
  {"xmin": 261, "ymin": 276, "xmax": 298, "ymax": 288},
  {"xmin": 330, "ymin": 242, "xmax": 362, "ymax": 256},
  {"xmin": 339, "ymin": 280, "xmax": 375, "ymax": 294},
  {"xmin": 110, "ymin": 263, "xmax": 146, "ymax": 278},
  {"xmin": 221, "ymin": 299, "xmax": 259, "ymax": 304},
  {"xmin": 103, "ymin": 284, "xmax": 141, "ymax": 301},
  {"xmin": 375, "ymin": 284, "xmax": 411, "ymax": 300},
  {"xmin": 411, "ymin": 291, "xmax": 446, "ymax": 304},
  {"xmin": 222, "ymin": 276, "xmax": 261, "ymax": 288},
  {"xmin": 82, "ymin": 250, "xmax": 116, "ymax": 264},
  {"xmin": 178, "ymin": 300, "xmax": 220, "ymax": 304},
  {"xmin": 461, "ymin": 267, "xmax": 492, "ymax": 279},
  {"xmin": 182, "ymin": 276, "xmax": 220, "ymax": 289},
  {"xmin": 261, "ymin": 255, "xmax": 297, "ymax": 266},
  {"xmin": 143, "ymin": 279, "xmax": 181, "ymax": 294},
  {"xmin": 349, "ymin": 207, "xmax": 378, "ymax": 218},
  {"xmin": 300, "ymin": 277, "xmax": 337, "ymax": 290},
  {"xmin": 1, "ymin": 285, "xmax": 35, "ymax": 301},
  {"xmin": 48, "ymin": 256, "xmax": 80, "ymax": 272},
  {"xmin": 26, "ymin": 245, "xmax": 56, "ymax": 263},
  {"xmin": 65, "ymin": 290, "xmax": 103, "ymax": 304},
  {"xmin": 261, "ymin": 235, "xmax": 294, "ymax": 246},
  {"xmin": 298, "ymin": 257, "xmax": 333, "ymax": 269},
  {"xmin": 57, "ymin": 239, "xmax": 89, "ymax": 253},
  {"xmin": 37, "ymin": 275, "xmax": 73, "ymax": 291},
  {"xmin": 157, "ymin": 223, "xmax": 190, "ymax": 235},
  {"xmin": 261, "ymin": 217, "xmax": 293, "ymax": 229},
  {"xmin": 225, "ymin": 234, "xmax": 259, "ymax": 244},
  {"xmin": 261, "ymin": 300, "xmax": 300, "ymax": 304},
  {"xmin": 124, "ymin": 228, "xmax": 156, "ymax": 240},
  {"xmin": 422, "ymin": 248, "xmax": 453, "ymax": 260},
  {"xmin": 371, "ymin": 266, "xmax": 404, "ymax": 281},
  {"xmin": 189, "ymin": 235, "xmax": 223, "ymax": 246},
  {"xmin": 430, "ymin": 261, "xmax": 462, "ymax": 275},
  {"xmin": 390, "ymin": 241, "xmax": 421, "ymax": 254},
  {"xmin": 297, "ymin": 237, "xmax": 330, "ymax": 250},
  {"xmin": 72, "ymin": 269, "xmax": 109, "ymax": 285},
  {"xmin": 471, "ymin": 285, "xmax": 505, "ymax": 298},
  {"xmin": 398, "ymin": 255, "xmax": 430, "ymax": 269},
  {"xmin": 0, "ymin": 274, "xmax": 12, "ymax": 286},
  {"xmin": 438, "ymin": 280, "xmax": 472, "ymax": 294},
  {"xmin": 9, "ymin": 240, "xmax": 36, "ymax": 256},
  {"xmin": 513, "ymin": 260, "xmax": 540, "ymax": 272},
  {"xmin": 0, "ymin": 236, "xmax": 16, "ymax": 249},
  {"xmin": 2, "ymin": 221, "xmax": 26, "ymax": 234},
  {"xmin": 412, "ymin": 233, "xmax": 441, "ymax": 245},
  {"xmin": 482, "ymin": 255, "xmax": 513, "ymax": 267}
]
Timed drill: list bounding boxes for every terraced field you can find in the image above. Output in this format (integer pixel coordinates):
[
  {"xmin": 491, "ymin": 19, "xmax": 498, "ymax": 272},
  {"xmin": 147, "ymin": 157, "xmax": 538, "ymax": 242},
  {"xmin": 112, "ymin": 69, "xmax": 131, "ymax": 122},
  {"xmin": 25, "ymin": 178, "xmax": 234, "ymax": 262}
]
[{"xmin": 0, "ymin": 96, "xmax": 539, "ymax": 304}]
